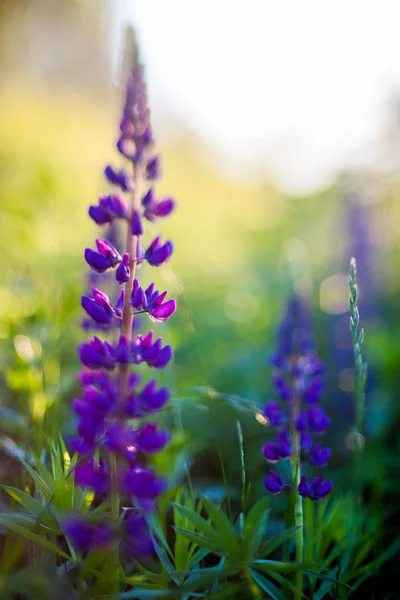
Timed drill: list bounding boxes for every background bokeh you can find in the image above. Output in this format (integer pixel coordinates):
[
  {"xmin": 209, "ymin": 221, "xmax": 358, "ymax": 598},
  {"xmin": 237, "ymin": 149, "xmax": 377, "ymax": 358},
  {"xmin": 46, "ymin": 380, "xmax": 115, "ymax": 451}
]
[{"xmin": 1, "ymin": 3, "xmax": 400, "ymax": 586}]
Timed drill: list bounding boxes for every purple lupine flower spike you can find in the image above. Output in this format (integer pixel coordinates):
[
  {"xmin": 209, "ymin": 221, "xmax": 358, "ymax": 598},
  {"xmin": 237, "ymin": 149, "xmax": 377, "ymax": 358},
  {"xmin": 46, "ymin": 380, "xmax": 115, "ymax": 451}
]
[
  {"xmin": 262, "ymin": 295, "xmax": 332, "ymax": 501},
  {"xmin": 65, "ymin": 32, "xmax": 177, "ymax": 555}
]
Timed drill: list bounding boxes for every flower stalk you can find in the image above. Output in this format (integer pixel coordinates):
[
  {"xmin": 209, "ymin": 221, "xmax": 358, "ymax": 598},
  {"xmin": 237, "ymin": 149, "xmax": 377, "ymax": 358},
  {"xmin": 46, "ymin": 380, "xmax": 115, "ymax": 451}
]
[
  {"xmin": 63, "ymin": 38, "xmax": 177, "ymax": 574},
  {"xmin": 262, "ymin": 295, "xmax": 332, "ymax": 598},
  {"xmin": 348, "ymin": 257, "xmax": 368, "ymax": 455}
]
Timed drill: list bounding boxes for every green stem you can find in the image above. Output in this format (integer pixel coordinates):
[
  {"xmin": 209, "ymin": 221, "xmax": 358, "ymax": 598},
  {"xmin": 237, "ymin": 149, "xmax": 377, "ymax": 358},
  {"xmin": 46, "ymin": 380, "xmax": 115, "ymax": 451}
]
[
  {"xmin": 291, "ymin": 392, "xmax": 303, "ymax": 600},
  {"xmin": 110, "ymin": 452, "xmax": 120, "ymax": 597},
  {"xmin": 293, "ymin": 457, "xmax": 303, "ymax": 600},
  {"xmin": 110, "ymin": 161, "xmax": 144, "ymax": 595}
]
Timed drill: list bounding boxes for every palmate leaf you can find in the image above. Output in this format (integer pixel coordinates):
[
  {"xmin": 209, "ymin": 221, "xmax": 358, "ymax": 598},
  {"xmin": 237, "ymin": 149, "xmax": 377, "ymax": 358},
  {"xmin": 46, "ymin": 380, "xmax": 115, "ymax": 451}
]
[
  {"xmin": 151, "ymin": 537, "xmax": 180, "ymax": 586},
  {"xmin": 259, "ymin": 525, "xmax": 302, "ymax": 557},
  {"xmin": 173, "ymin": 527, "xmax": 220, "ymax": 553},
  {"xmin": 171, "ymin": 503, "xmax": 223, "ymax": 547},
  {"xmin": 14, "ymin": 454, "xmax": 53, "ymax": 499},
  {"xmin": 303, "ymin": 569, "xmax": 352, "ymax": 591},
  {"xmin": 0, "ymin": 514, "xmax": 69, "ymax": 559},
  {"xmin": 248, "ymin": 568, "xmax": 285, "ymax": 600},
  {"xmin": 187, "ymin": 547, "xmax": 210, "ymax": 570},
  {"xmin": 172, "ymin": 565, "xmax": 238, "ymax": 594},
  {"xmin": 243, "ymin": 497, "xmax": 270, "ymax": 559},
  {"xmin": 1, "ymin": 485, "xmax": 57, "ymax": 529},
  {"xmin": 252, "ymin": 559, "xmax": 316, "ymax": 573},
  {"xmin": 201, "ymin": 497, "xmax": 239, "ymax": 554}
]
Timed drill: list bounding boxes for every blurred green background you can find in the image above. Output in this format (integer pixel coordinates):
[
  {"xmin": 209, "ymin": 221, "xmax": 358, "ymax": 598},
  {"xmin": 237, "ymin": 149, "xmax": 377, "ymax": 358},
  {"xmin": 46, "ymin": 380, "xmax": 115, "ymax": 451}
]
[{"xmin": 1, "ymin": 0, "xmax": 400, "ymax": 537}]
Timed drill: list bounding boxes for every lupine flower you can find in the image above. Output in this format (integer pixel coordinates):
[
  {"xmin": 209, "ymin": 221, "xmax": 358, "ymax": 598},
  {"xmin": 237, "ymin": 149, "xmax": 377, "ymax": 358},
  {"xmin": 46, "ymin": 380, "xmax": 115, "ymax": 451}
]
[
  {"xmin": 81, "ymin": 287, "xmax": 115, "ymax": 324},
  {"xmin": 65, "ymin": 43, "xmax": 177, "ymax": 554},
  {"xmin": 262, "ymin": 295, "xmax": 332, "ymax": 502},
  {"xmin": 63, "ymin": 517, "xmax": 113, "ymax": 552},
  {"xmin": 85, "ymin": 239, "xmax": 121, "ymax": 273},
  {"xmin": 104, "ymin": 165, "xmax": 133, "ymax": 191},
  {"xmin": 131, "ymin": 279, "xmax": 177, "ymax": 322},
  {"xmin": 122, "ymin": 511, "xmax": 155, "ymax": 558},
  {"xmin": 142, "ymin": 188, "xmax": 174, "ymax": 222},
  {"xmin": 264, "ymin": 470, "xmax": 286, "ymax": 495},
  {"xmin": 145, "ymin": 235, "xmax": 174, "ymax": 267},
  {"xmin": 298, "ymin": 474, "xmax": 332, "ymax": 501},
  {"xmin": 89, "ymin": 194, "xmax": 129, "ymax": 225}
]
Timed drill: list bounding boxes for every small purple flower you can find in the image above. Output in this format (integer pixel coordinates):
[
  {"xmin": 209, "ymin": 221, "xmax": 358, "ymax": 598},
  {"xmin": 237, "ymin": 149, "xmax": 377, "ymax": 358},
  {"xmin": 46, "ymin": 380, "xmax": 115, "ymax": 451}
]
[
  {"xmin": 113, "ymin": 335, "xmax": 131, "ymax": 364},
  {"xmin": 122, "ymin": 511, "xmax": 154, "ymax": 558},
  {"xmin": 130, "ymin": 280, "xmax": 176, "ymax": 322},
  {"xmin": 74, "ymin": 458, "xmax": 110, "ymax": 494},
  {"xmin": 79, "ymin": 337, "xmax": 116, "ymax": 370},
  {"xmin": 146, "ymin": 155, "xmax": 161, "ymax": 180},
  {"xmin": 132, "ymin": 210, "xmax": 144, "ymax": 236},
  {"xmin": 122, "ymin": 466, "xmax": 167, "ymax": 510},
  {"xmin": 264, "ymin": 470, "xmax": 286, "ymax": 495},
  {"xmin": 145, "ymin": 236, "xmax": 173, "ymax": 267},
  {"xmin": 298, "ymin": 474, "xmax": 332, "ymax": 501},
  {"xmin": 303, "ymin": 376, "xmax": 326, "ymax": 404},
  {"xmin": 264, "ymin": 401, "xmax": 286, "ymax": 427},
  {"xmin": 89, "ymin": 194, "xmax": 129, "ymax": 225},
  {"xmin": 63, "ymin": 516, "xmax": 113, "ymax": 552},
  {"xmin": 116, "ymin": 253, "xmax": 130, "ymax": 284},
  {"xmin": 81, "ymin": 287, "xmax": 115, "ymax": 324},
  {"xmin": 262, "ymin": 442, "xmax": 282, "ymax": 463},
  {"xmin": 131, "ymin": 330, "xmax": 173, "ymax": 369},
  {"xmin": 134, "ymin": 423, "xmax": 170, "ymax": 453},
  {"xmin": 272, "ymin": 373, "xmax": 292, "ymax": 401},
  {"xmin": 104, "ymin": 165, "xmax": 133, "ymax": 191},
  {"xmin": 307, "ymin": 406, "xmax": 331, "ymax": 434},
  {"xmin": 300, "ymin": 430, "xmax": 313, "ymax": 452},
  {"xmin": 142, "ymin": 188, "xmax": 174, "ymax": 222},
  {"xmin": 308, "ymin": 443, "xmax": 331, "ymax": 467},
  {"xmin": 85, "ymin": 239, "xmax": 121, "ymax": 273},
  {"xmin": 137, "ymin": 380, "xmax": 170, "ymax": 413},
  {"xmin": 103, "ymin": 422, "xmax": 136, "ymax": 456}
]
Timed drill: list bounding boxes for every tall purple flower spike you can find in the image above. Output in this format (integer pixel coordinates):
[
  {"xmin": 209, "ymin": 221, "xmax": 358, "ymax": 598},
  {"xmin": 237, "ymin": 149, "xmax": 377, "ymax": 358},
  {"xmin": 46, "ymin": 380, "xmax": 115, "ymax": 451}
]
[
  {"xmin": 65, "ymin": 35, "xmax": 177, "ymax": 555},
  {"xmin": 262, "ymin": 295, "xmax": 332, "ymax": 502}
]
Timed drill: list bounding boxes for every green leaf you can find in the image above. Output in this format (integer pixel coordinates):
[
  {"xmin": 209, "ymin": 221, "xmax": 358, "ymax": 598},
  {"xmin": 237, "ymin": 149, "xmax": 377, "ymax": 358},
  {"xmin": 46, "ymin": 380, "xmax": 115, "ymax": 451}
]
[
  {"xmin": 14, "ymin": 455, "xmax": 53, "ymax": 498},
  {"xmin": 31, "ymin": 450, "xmax": 55, "ymax": 491},
  {"xmin": 152, "ymin": 538, "xmax": 180, "ymax": 585},
  {"xmin": 243, "ymin": 497, "xmax": 270, "ymax": 559},
  {"xmin": 147, "ymin": 513, "xmax": 174, "ymax": 561},
  {"xmin": 202, "ymin": 497, "xmax": 239, "ymax": 554},
  {"xmin": 303, "ymin": 569, "xmax": 352, "ymax": 590},
  {"xmin": 0, "ymin": 515, "xmax": 69, "ymax": 559},
  {"xmin": 1, "ymin": 485, "xmax": 57, "ymax": 529},
  {"xmin": 175, "ymin": 566, "xmax": 237, "ymax": 594},
  {"xmin": 172, "ymin": 503, "xmax": 222, "ymax": 545},
  {"xmin": 252, "ymin": 559, "xmax": 316, "ymax": 573},
  {"xmin": 259, "ymin": 526, "xmax": 302, "ymax": 557},
  {"xmin": 118, "ymin": 590, "xmax": 173, "ymax": 599},
  {"xmin": 173, "ymin": 527, "xmax": 220, "ymax": 553},
  {"xmin": 248, "ymin": 568, "xmax": 285, "ymax": 600},
  {"xmin": 187, "ymin": 547, "xmax": 210, "ymax": 570}
]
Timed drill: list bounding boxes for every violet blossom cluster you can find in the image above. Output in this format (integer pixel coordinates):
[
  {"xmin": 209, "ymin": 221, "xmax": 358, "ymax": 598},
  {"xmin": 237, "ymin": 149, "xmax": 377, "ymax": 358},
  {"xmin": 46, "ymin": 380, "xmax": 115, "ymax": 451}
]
[
  {"xmin": 262, "ymin": 296, "xmax": 332, "ymax": 501},
  {"xmin": 63, "ymin": 58, "xmax": 176, "ymax": 556}
]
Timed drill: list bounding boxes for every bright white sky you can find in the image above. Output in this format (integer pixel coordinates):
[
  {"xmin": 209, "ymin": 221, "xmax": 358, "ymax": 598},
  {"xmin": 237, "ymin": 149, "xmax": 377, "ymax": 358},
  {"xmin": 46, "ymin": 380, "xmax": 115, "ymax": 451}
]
[{"xmin": 110, "ymin": 0, "xmax": 400, "ymax": 192}]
